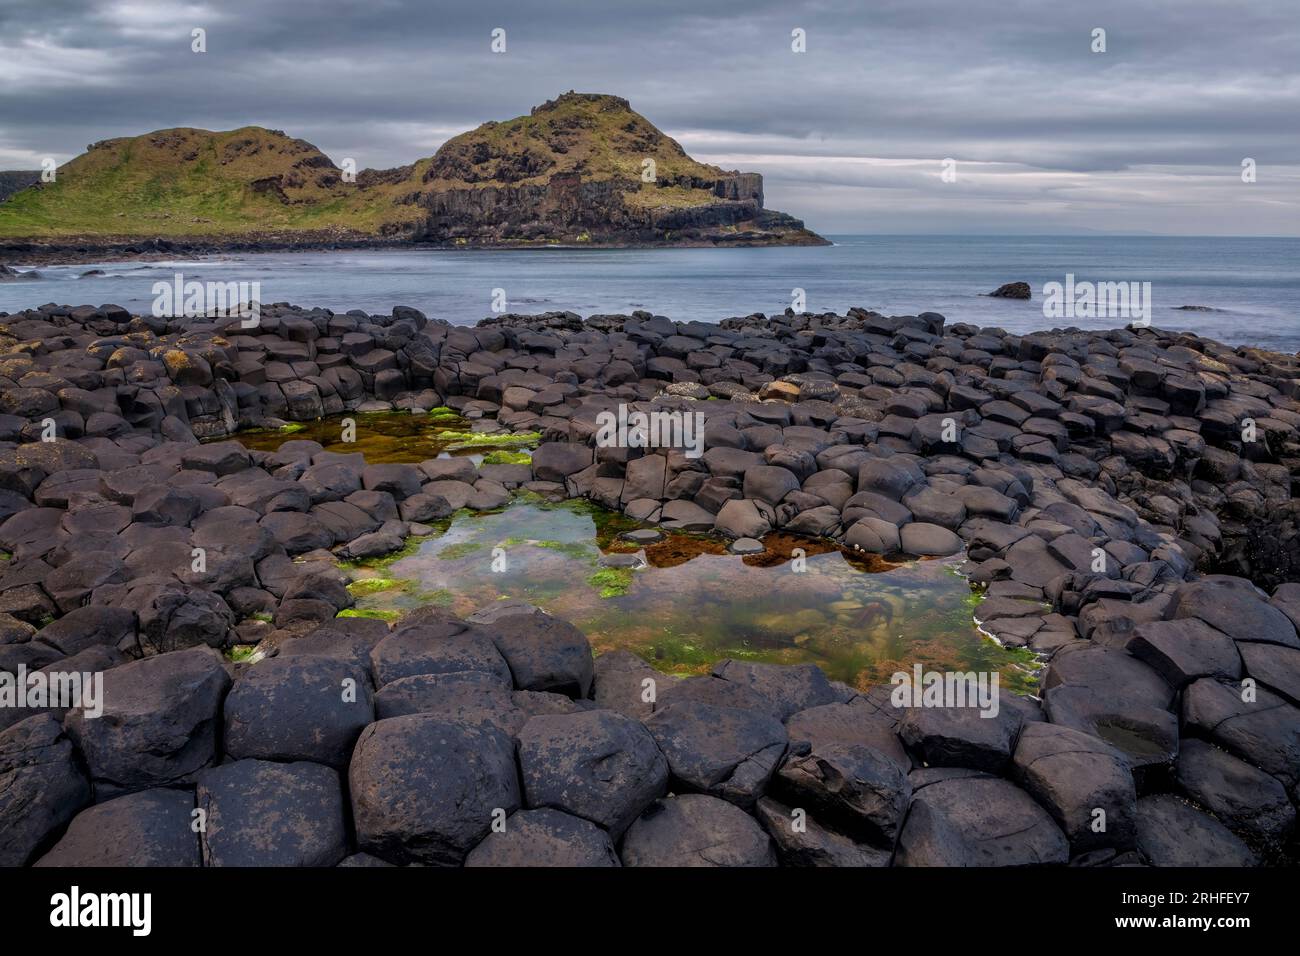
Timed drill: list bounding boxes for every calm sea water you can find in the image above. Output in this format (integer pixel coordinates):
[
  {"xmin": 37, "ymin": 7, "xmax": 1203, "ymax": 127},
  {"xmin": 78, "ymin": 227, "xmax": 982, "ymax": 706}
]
[{"xmin": 4, "ymin": 235, "xmax": 1297, "ymax": 350}]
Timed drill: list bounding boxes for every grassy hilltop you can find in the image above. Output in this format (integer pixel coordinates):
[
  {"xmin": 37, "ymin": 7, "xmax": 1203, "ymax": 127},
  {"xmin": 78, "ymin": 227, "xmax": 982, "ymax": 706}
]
[{"xmin": 0, "ymin": 93, "xmax": 825, "ymax": 248}]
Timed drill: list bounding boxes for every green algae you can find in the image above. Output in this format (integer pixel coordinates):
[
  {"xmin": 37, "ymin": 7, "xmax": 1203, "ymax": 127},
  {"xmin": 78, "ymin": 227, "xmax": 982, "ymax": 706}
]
[
  {"xmin": 436, "ymin": 541, "xmax": 485, "ymax": 561},
  {"xmin": 336, "ymin": 534, "xmax": 433, "ymax": 571},
  {"xmin": 439, "ymin": 429, "xmax": 541, "ymax": 451},
  {"xmin": 336, "ymin": 608, "xmax": 401, "ymax": 621},
  {"xmin": 482, "ymin": 450, "xmax": 532, "ymax": 465},
  {"xmin": 588, "ymin": 566, "xmax": 634, "ymax": 598},
  {"xmin": 346, "ymin": 577, "xmax": 414, "ymax": 595}
]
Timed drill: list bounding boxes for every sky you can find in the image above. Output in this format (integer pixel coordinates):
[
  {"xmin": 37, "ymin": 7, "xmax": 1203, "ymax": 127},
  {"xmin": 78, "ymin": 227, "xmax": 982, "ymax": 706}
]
[{"xmin": 1, "ymin": 0, "xmax": 1297, "ymax": 235}]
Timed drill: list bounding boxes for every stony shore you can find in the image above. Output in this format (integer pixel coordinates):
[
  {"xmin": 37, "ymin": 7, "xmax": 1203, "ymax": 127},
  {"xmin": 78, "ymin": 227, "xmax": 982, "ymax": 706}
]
[{"xmin": 2, "ymin": 300, "xmax": 1298, "ymax": 867}]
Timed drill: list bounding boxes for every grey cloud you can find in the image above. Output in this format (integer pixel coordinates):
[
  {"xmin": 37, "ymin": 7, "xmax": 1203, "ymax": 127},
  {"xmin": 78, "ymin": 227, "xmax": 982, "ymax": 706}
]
[{"xmin": 0, "ymin": 0, "xmax": 1296, "ymax": 233}]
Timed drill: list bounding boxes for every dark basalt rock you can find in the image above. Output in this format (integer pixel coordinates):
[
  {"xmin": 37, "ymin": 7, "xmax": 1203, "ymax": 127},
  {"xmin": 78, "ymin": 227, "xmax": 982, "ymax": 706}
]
[
  {"xmin": 621, "ymin": 793, "xmax": 777, "ymax": 867},
  {"xmin": 369, "ymin": 618, "xmax": 512, "ymax": 688},
  {"xmin": 465, "ymin": 808, "xmax": 620, "ymax": 867},
  {"xmin": 5, "ymin": 297, "xmax": 1300, "ymax": 868},
  {"xmin": 1172, "ymin": 576, "xmax": 1300, "ymax": 650},
  {"xmin": 1174, "ymin": 738, "xmax": 1296, "ymax": 850},
  {"xmin": 1011, "ymin": 721, "xmax": 1136, "ymax": 854},
  {"xmin": 516, "ymin": 710, "xmax": 668, "ymax": 837},
  {"xmin": 645, "ymin": 699, "xmax": 787, "ymax": 807},
  {"xmin": 64, "ymin": 646, "xmax": 230, "ymax": 797},
  {"xmin": 894, "ymin": 775, "xmax": 1069, "ymax": 867},
  {"xmin": 773, "ymin": 742, "xmax": 911, "ymax": 847},
  {"xmin": 987, "ymin": 282, "xmax": 1031, "ymax": 300},
  {"xmin": 785, "ymin": 701, "xmax": 911, "ymax": 770},
  {"xmin": 710, "ymin": 658, "xmax": 841, "ymax": 721},
  {"xmin": 0, "ymin": 714, "xmax": 91, "ymax": 867},
  {"xmin": 223, "ymin": 655, "xmax": 374, "ymax": 768},
  {"xmin": 197, "ymin": 759, "xmax": 348, "ymax": 867},
  {"xmin": 473, "ymin": 606, "xmax": 594, "ymax": 698},
  {"xmin": 348, "ymin": 715, "xmax": 520, "ymax": 866},
  {"xmin": 754, "ymin": 796, "xmax": 891, "ymax": 867},
  {"xmin": 1135, "ymin": 794, "xmax": 1256, "ymax": 867},
  {"xmin": 897, "ymin": 701, "xmax": 1024, "ymax": 773},
  {"xmin": 35, "ymin": 788, "xmax": 200, "ymax": 867},
  {"xmin": 372, "ymin": 670, "xmax": 524, "ymax": 733}
]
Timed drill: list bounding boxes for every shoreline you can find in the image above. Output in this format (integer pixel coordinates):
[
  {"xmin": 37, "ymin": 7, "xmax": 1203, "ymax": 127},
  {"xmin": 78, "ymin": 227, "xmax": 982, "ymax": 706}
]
[
  {"xmin": 2, "ymin": 300, "xmax": 1299, "ymax": 867},
  {"xmin": 0, "ymin": 231, "xmax": 832, "ymax": 268}
]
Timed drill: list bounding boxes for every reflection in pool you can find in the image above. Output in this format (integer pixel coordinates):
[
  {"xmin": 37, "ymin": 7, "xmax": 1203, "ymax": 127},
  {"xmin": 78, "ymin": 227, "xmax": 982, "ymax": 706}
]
[{"xmin": 344, "ymin": 496, "xmax": 1039, "ymax": 694}]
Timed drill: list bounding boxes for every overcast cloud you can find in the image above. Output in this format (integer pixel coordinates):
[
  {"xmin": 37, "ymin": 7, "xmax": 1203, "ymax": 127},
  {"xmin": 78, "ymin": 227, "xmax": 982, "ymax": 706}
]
[{"xmin": 1, "ymin": 0, "xmax": 1296, "ymax": 234}]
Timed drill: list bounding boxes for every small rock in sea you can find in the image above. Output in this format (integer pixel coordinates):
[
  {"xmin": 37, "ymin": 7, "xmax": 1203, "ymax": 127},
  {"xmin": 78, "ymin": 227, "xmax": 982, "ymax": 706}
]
[
  {"xmin": 620, "ymin": 528, "xmax": 663, "ymax": 545},
  {"xmin": 729, "ymin": 537, "xmax": 765, "ymax": 555},
  {"xmin": 0, "ymin": 264, "xmax": 41, "ymax": 281},
  {"xmin": 986, "ymin": 281, "xmax": 1031, "ymax": 299},
  {"xmin": 79, "ymin": 269, "xmax": 106, "ymax": 278}
]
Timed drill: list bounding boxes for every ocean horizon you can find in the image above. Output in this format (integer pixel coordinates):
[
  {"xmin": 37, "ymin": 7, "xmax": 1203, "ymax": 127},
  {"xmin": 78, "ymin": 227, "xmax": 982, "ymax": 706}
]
[{"xmin": 4, "ymin": 233, "xmax": 1297, "ymax": 350}]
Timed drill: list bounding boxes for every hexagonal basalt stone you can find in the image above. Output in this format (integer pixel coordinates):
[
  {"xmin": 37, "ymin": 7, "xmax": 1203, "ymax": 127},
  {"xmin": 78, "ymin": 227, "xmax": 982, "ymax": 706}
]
[
  {"xmin": 897, "ymin": 699, "xmax": 1024, "ymax": 773},
  {"xmin": 517, "ymin": 710, "xmax": 668, "ymax": 837},
  {"xmin": 1128, "ymin": 618, "xmax": 1242, "ymax": 687},
  {"xmin": 1174, "ymin": 738, "xmax": 1295, "ymax": 849},
  {"xmin": 773, "ymin": 742, "xmax": 911, "ymax": 847},
  {"xmin": 197, "ymin": 759, "xmax": 347, "ymax": 867},
  {"xmin": 1172, "ymin": 576, "xmax": 1299, "ymax": 650},
  {"xmin": 35, "ymin": 788, "xmax": 200, "ymax": 867},
  {"xmin": 369, "ymin": 619, "xmax": 512, "ymax": 688},
  {"xmin": 754, "ymin": 797, "xmax": 891, "ymax": 867},
  {"xmin": 644, "ymin": 700, "xmax": 787, "ymax": 807},
  {"xmin": 0, "ymin": 714, "xmax": 91, "ymax": 867},
  {"xmin": 1011, "ymin": 721, "xmax": 1136, "ymax": 853},
  {"xmin": 465, "ymin": 808, "xmax": 620, "ymax": 867},
  {"xmin": 1135, "ymin": 794, "xmax": 1256, "ymax": 867},
  {"xmin": 710, "ymin": 659, "xmax": 841, "ymax": 721},
  {"xmin": 621, "ymin": 794, "xmax": 776, "ymax": 867},
  {"xmin": 223, "ymin": 656, "xmax": 374, "ymax": 768},
  {"xmin": 473, "ymin": 607, "xmax": 594, "ymax": 698},
  {"xmin": 1181, "ymin": 677, "xmax": 1300, "ymax": 787},
  {"xmin": 65, "ymin": 646, "xmax": 231, "ymax": 796},
  {"xmin": 894, "ymin": 775, "xmax": 1069, "ymax": 867},
  {"xmin": 349, "ymin": 715, "xmax": 520, "ymax": 865}
]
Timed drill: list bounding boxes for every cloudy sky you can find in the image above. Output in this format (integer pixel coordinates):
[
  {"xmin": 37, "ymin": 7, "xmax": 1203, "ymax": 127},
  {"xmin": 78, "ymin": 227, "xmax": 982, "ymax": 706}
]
[{"xmin": 1, "ymin": 0, "xmax": 1297, "ymax": 235}]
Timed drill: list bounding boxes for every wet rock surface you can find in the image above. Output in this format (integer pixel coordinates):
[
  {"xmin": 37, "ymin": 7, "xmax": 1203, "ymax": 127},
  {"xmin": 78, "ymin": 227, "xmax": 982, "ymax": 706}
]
[{"xmin": 4, "ymin": 300, "xmax": 1300, "ymax": 866}]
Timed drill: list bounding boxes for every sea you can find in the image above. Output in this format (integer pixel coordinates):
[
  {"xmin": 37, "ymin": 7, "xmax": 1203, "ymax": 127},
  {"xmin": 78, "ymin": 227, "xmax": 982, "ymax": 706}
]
[{"xmin": 4, "ymin": 235, "xmax": 1298, "ymax": 351}]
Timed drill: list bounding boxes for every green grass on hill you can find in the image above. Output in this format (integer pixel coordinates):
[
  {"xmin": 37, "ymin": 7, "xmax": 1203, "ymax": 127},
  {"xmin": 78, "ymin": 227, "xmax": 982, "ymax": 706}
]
[{"xmin": 0, "ymin": 94, "xmax": 771, "ymax": 241}]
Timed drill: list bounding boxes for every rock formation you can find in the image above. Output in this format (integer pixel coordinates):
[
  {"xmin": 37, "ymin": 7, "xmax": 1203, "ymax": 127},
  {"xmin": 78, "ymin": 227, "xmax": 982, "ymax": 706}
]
[{"xmin": 2, "ymin": 298, "xmax": 1299, "ymax": 867}]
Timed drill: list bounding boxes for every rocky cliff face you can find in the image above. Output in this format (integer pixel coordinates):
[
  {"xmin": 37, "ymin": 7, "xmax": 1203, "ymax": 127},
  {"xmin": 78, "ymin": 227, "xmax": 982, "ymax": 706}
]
[{"xmin": 397, "ymin": 93, "xmax": 823, "ymax": 246}]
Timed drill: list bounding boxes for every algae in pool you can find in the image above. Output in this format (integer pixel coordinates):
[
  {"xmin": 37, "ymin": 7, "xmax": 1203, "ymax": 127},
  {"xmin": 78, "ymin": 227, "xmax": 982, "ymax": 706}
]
[
  {"xmin": 233, "ymin": 411, "xmax": 540, "ymax": 463},
  {"xmin": 348, "ymin": 496, "xmax": 1039, "ymax": 694}
]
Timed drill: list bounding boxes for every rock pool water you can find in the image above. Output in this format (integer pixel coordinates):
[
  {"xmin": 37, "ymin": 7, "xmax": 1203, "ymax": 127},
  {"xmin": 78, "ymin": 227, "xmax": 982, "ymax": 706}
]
[
  {"xmin": 233, "ymin": 410, "xmax": 534, "ymax": 463},
  {"xmin": 348, "ymin": 497, "xmax": 1038, "ymax": 693},
  {"xmin": 234, "ymin": 413, "xmax": 1039, "ymax": 694}
]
